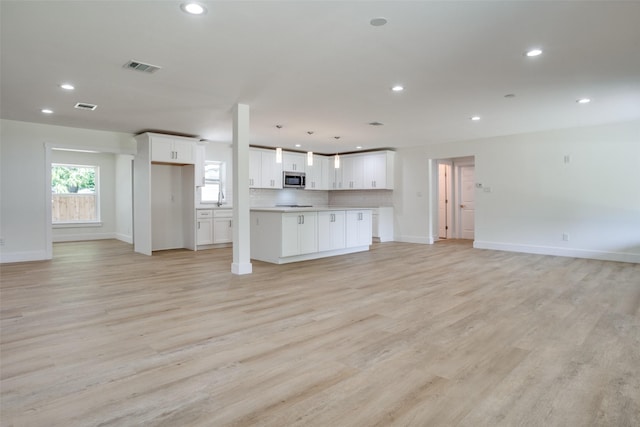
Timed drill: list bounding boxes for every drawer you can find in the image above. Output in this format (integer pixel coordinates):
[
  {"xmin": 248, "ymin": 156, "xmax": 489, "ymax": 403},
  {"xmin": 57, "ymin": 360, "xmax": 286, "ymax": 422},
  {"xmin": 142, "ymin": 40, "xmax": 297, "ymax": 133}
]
[
  {"xmin": 214, "ymin": 209, "xmax": 233, "ymax": 218},
  {"xmin": 197, "ymin": 209, "xmax": 213, "ymax": 218}
]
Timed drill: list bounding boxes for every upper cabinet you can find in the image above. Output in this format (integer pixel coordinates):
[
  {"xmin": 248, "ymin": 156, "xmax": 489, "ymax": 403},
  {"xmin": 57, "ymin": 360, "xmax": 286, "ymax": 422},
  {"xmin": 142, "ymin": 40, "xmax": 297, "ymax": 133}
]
[
  {"xmin": 249, "ymin": 148, "xmax": 283, "ymax": 189},
  {"xmin": 305, "ymin": 155, "xmax": 329, "ymax": 190},
  {"xmin": 336, "ymin": 151, "xmax": 395, "ymax": 190},
  {"xmin": 150, "ymin": 134, "xmax": 195, "ymax": 164},
  {"xmin": 283, "ymin": 152, "xmax": 306, "ymax": 172}
]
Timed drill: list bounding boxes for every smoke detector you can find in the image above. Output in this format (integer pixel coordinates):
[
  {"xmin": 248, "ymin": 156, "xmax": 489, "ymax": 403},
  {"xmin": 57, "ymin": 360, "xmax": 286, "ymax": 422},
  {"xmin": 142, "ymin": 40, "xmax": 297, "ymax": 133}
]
[{"xmin": 123, "ymin": 60, "xmax": 162, "ymax": 74}]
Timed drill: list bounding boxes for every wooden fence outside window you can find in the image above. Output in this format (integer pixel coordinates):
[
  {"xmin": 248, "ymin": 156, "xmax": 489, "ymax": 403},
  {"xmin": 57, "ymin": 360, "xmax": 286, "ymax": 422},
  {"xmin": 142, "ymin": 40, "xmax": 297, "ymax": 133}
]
[{"xmin": 52, "ymin": 194, "xmax": 97, "ymax": 222}]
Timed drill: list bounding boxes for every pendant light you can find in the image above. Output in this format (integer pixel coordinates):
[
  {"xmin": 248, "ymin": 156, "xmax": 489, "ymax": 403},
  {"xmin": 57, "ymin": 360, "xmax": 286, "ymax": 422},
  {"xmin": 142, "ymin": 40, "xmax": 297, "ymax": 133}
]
[
  {"xmin": 275, "ymin": 125, "xmax": 283, "ymax": 163},
  {"xmin": 307, "ymin": 151, "xmax": 313, "ymax": 166},
  {"xmin": 334, "ymin": 154, "xmax": 340, "ymax": 169}
]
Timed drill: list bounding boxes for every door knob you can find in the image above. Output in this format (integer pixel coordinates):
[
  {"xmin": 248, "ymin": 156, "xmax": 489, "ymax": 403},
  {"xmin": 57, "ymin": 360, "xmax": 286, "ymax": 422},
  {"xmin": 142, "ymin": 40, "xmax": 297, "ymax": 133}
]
[{"xmin": 460, "ymin": 204, "xmax": 465, "ymax": 208}]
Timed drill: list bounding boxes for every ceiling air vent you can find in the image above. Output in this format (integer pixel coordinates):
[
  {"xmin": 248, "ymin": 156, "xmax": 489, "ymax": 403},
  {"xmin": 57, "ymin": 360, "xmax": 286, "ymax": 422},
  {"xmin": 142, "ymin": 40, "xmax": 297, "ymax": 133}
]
[
  {"xmin": 123, "ymin": 60, "xmax": 161, "ymax": 74},
  {"xmin": 74, "ymin": 102, "xmax": 97, "ymax": 111}
]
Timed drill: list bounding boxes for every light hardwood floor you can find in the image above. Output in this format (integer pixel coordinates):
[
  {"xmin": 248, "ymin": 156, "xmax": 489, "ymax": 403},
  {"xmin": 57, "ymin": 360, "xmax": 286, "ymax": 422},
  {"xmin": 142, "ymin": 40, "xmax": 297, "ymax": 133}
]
[{"xmin": 1, "ymin": 240, "xmax": 639, "ymax": 426}]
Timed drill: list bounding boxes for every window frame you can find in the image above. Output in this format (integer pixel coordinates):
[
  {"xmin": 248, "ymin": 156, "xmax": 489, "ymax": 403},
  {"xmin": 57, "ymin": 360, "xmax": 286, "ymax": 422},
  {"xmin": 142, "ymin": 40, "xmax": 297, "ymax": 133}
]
[
  {"xmin": 200, "ymin": 160, "xmax": 226, "ymax": 205},
  {"xmin": 51, "ymin": 163, "xmax": 101, "ymax": 225}
]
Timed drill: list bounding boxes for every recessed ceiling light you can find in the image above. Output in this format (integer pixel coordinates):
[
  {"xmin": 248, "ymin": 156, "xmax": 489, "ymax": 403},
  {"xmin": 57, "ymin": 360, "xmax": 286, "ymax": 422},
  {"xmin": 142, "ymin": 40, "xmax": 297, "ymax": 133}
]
[
  {"xmin": 356, "ymin": 146, "xmax": 363, "ymax": 150},
  {"xmin": 180, "ymin": 2, "xmax": 207, "ymax": 15},
  {"xmin": 60, "ymin": 83, "xmax": 74, "ymax": 90},
  {"xmin": 391, "ymin": 85, "xmax": 404, "ymax": 92},
  {"xmin": 471, "ymin": 116, "xmax": 481, "ymax": 121},
  {"xmin": 41, "ymin": 108, "xmax": 53, "ymax": 114},
  {"xmin": 370, "ymin": 17, "xmax": 387, "ymax": 27},
  {"xmin": 334, "ymin": 136, "xmax": 341, "ymax": 140},
  {"xmin": 577, "ymin": 98, "xmax": 591, "ymax": 104},
  {"xmin": 504, "ymin": 93, "xmax": 516, "ymax": 98},
  {"xmin": 295, "ymin": 144, "xmax": 301, "ymax": 148},
  {"xmin": 369, "ymin": 121, "xmax": 384, "ymax": 126},
  {"xmin": 525, "ymin": 48, "xmax": 543, "ymax": 57}
]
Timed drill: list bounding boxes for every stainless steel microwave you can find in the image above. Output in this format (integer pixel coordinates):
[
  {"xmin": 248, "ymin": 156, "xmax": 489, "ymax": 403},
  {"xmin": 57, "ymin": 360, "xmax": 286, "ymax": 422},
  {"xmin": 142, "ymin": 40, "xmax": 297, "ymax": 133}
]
[{"xmin": 283, "ymin": 171, "xmax": 306, "ymax": 189}]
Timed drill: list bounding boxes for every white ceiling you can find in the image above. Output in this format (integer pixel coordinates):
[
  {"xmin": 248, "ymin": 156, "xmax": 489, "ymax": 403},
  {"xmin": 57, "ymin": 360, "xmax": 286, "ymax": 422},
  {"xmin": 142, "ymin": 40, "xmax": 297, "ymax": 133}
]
[{"xmin": 1, "ymin": 1, "xmax": 639, "ymax": 154}]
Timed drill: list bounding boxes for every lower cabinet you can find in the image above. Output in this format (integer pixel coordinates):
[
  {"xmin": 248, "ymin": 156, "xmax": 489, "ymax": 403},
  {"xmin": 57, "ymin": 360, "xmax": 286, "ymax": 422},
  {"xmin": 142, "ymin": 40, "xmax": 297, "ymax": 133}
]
[
  {"xmin": 197, "ymin": 209, "xmax": 232, "ymax": 246},
  {"xmin": 282, "ymin": 212, "xmax": 317, "ymax": 257},
  {"xmin": 346, "ymin": 210, "xmax": 372, "ymax": 248},
  {"xmin": 250, "ymin": 209, "xmax": 372, "ymax": 264},
  {"xmin": 196, "ymin": 210, "xmax": 214, "ymax": 245},
  {"xmin": 318, "ymin": 211, "xmax": 346, "ymax": 252},
  {"xmin": 213, "ymin": 210, "xmax": 233, "ymax": 244}
]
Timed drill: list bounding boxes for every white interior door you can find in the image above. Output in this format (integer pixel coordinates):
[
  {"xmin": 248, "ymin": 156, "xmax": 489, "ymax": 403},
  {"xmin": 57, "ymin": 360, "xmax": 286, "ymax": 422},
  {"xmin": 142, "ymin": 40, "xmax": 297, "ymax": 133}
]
[
  {"xmin": 459, "ymin": 165, "xmax": 475, "ymax": 240},
  {"xmin": 438, "ymin": 163, "xmax": 451, "ymax": 239}
]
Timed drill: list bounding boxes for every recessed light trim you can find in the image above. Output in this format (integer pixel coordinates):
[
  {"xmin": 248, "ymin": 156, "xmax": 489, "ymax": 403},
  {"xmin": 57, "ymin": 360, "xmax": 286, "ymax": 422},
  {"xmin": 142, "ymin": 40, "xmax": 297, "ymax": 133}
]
[
  {"xmin": 391, "ymin": 85, "xmax": 404, "ymax": 92},
  {"xmin": 356, "ymin": 146, "xmax": 363, "ymax": 150},
  {"xmin": 181, "ymin": 2, "xmax": 207, "ymax": 15},
  {"xmin": 369, "ymin": 121, "xmax": 384, "ymax": 126},
  {"xmin": 60, "ymin": 83, "xmax": 74, "ymax": 90},
  {"xmin": 471, "ymin": 116, "xmax": 481, "ymax": 121},
  {"xmin": 41, "ymin": 108, "xmax": 53, "ymax": 114},
  {"xmin": 295, "ymin": 144, "xmax": 301, "ymax": 148},
  {"xmin": 577, "ymin": 98, "xmax": 591, "ymax": 104},
  {"xmin": 525, "ymin": 48, "xmax": 543, "ymax": 57}
]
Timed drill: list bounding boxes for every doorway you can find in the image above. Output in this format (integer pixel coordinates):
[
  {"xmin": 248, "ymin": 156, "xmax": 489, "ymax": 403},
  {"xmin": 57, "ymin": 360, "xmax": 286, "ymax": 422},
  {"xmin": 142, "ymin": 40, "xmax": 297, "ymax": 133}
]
[{"xmin": 436, "ymin": 157, "xmax": 475, "ymax": 241}]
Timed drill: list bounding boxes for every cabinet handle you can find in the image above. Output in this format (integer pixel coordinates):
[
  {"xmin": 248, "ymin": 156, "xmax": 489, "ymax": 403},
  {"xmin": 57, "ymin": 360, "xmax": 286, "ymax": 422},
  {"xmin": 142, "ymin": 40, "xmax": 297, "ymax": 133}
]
[
  {"xmin": 301, "ymin": 215, "xmax": 304, "ymax": 225},
  {"xmin": 229, "ymin": 220, "xmax": 232, "ymax": 228},
  {"xmin": 198, "ymin": 221, "xmax": 200, "ymax": 229}
]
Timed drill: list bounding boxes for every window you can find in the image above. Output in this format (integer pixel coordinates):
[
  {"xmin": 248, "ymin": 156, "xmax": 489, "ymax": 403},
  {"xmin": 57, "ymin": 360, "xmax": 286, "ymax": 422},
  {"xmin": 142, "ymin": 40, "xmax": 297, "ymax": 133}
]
[
  {"xmin": 51, "ymin": 164, "xmax": 100, "ymax": 223},
  {"xmin": 200, "ymin": 161, "xmax": 226, "ymax": 204}
]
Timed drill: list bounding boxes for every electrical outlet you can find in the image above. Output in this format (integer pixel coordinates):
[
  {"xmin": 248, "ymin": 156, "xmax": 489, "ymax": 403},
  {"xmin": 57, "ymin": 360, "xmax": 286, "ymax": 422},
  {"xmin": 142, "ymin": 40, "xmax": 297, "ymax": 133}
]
[{"xmin": 562, "ymin": 233, "xmax": 570, "ymax": 241}]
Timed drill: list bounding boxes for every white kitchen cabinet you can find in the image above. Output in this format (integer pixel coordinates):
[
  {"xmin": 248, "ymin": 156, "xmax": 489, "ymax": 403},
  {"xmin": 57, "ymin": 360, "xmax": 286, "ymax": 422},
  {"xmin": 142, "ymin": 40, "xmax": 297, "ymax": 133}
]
[
  {"xmin": 331, "ymin": 161, "xmax": 343, "ymax": 189},
  {"xmin": 250, "ymin": 208, "xmax": 371, "ymax": 264},
  {"xmin": 249, "ymin": 148, "xmax": 283, "ymax": 189},
  {"xmin": 363, "ymin": 151, "xmax": 395, "ymax": 189},
  {"xmin": 134, "ymin": 133, "xmax": 197, "ymax": 255},
  {"xmin": 283, "ymin": 152, "xmax": 306, "ymax": 172},
  {"xmin": 341, "ymin": 155, "xmax": 364, "ymax": 189},
  {"xmin": 213, "ymin": 209, "xmax": 233, "ymax": 244},
  {"xmin": 346, "ymin": 210, "xmax": 372, "ymax": 247},
  {"xmin": 318, "ymin": 210, "xmax": 346, "ymax": 251},
  {"xmin": 282, "ymin": 212, "xmax": 317, "ymax": 257},
  {"xmin": 150, "ymin": 134, "xmax": 195, "ymax": 164},
  {"xmin": 194, "ymin": 144, "xmax": 206, "ymax": 187},
  {"xmin": 196, "ymin": 209, "xmax": 214, "ymax": 245},
  {"xmin": 306, "ymin": 155, "xmax": 329, "ymax": 190}
]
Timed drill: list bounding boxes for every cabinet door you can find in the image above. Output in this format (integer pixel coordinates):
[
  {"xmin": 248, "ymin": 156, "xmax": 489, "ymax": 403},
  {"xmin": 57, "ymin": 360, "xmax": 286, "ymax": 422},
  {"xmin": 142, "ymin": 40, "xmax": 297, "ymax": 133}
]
[
  {"xmin": 283, "ymin": 152, "xmax": 305, "ymax": 172},
  {"xmin": 197, "ymin": 218, "xmax": 213, "ymax": 245},
  {"xmin": 249, "ymin": 149, "xmax": 262, "ymax": 188},
  {"xmin": 298, "ymin": 212, "xmax": 318, "ymax": 255},
  {"xmin": 346, "ymin": 210, "xmax": 372, "ymax": 247},
  {"xmin": 341, "ymin": 156, "xmax": 364, "ymax": 189},
  {"xmin": 213, "ymin": 218, "xmax": 232, "ymax": 243},
  {"xmin": 319, "ymin": 211, "xmax": 345, "ymax": 251},
  {"xmin": 281, "ymin": 213, "xmax": 301, "ymax": 257},
  {"xmin": 150, "ymin": 136, "xmax": 175, "ymax": 163},
  {"xmin": 261, "ymin": 150, "xmax": 283, "ymax": 188},
  {"xmin": 173, "ymin": 139, "xmax": 194, "ymax": 164},
  {"xmin": 364, "ymin": 153, "xmax": 386, "ymax": 189}
]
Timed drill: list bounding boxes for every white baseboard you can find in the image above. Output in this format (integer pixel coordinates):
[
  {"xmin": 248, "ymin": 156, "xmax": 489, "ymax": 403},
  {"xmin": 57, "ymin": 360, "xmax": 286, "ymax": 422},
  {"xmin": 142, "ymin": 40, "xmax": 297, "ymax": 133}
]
[
  {"xmin": 115, "ymin": 233, "xmax": 133, "ymax": 244},
  {"xmin": 53, "ymin": 232, "xmax": 116, "ymax": 243},
  {"xmin": 474, "ymin": 241, "xmax": 640, "ymax": 264},
  {"xmin": 395, "ymin": 235, "xmax": 434, "ymax": 245},
  {"xmin": 1, "ymin": 250, "xmax": 51, "ymax": 263},
  {"xmin": 232, "ymin": 262, "xmax": 253, "ymax": 275}
]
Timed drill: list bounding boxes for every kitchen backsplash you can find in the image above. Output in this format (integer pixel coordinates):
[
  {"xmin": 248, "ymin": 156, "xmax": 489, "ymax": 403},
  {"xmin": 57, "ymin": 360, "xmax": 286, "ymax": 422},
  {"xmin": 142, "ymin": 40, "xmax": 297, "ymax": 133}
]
[
  {"xmin": 329, "ymin": 190, "xmax": 394, "ymax": 207},
  {"xmin": 250, "ymin": 189, "xmax": 329, "ymax": 207},
  {"xmin": 250, "ymin": 188, "xmax": 393, "ymax": 208}
]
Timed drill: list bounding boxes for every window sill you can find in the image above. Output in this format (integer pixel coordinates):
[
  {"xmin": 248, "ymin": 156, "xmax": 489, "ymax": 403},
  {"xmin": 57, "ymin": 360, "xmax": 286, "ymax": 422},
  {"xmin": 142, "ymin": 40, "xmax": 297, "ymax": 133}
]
[{"xmin": 53, "ymin": 222, "xmax": 103, "ymax": 229}]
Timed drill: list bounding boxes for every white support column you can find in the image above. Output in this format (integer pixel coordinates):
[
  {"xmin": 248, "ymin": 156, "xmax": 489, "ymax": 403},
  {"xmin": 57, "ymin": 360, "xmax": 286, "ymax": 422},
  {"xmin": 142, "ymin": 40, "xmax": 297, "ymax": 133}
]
[{"xmin": 231, "ymin": 104, "xmax": 253, "ymax": 275}]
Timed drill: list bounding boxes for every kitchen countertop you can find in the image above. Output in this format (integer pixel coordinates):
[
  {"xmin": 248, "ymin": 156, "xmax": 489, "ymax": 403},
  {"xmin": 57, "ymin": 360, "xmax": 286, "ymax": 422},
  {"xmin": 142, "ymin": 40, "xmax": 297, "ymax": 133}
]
[{"xmin": 250, "ymin": 206, "xmax": 374, "ymax": 213}]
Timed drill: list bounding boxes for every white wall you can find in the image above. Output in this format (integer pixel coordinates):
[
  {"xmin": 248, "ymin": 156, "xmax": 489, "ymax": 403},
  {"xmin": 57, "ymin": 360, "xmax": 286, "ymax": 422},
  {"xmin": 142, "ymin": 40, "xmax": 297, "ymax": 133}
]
[
  {"xmin": 115, "ymin": 154, "xmax": 134, "ymax": 243},
  {"xmin": 0, "ymin": 119, "xmax": 135, "ymax": 262},
  {"xmin": 394, "ymin": 120, "xmax": 640, "ymax": 263}
]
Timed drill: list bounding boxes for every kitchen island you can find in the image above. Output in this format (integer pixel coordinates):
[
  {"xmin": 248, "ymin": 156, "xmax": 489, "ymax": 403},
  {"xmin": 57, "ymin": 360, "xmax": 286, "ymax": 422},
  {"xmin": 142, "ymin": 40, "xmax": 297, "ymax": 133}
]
[{"xmin": 250, "ymin": 207, "xmax": 372, "ymax": 264}]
